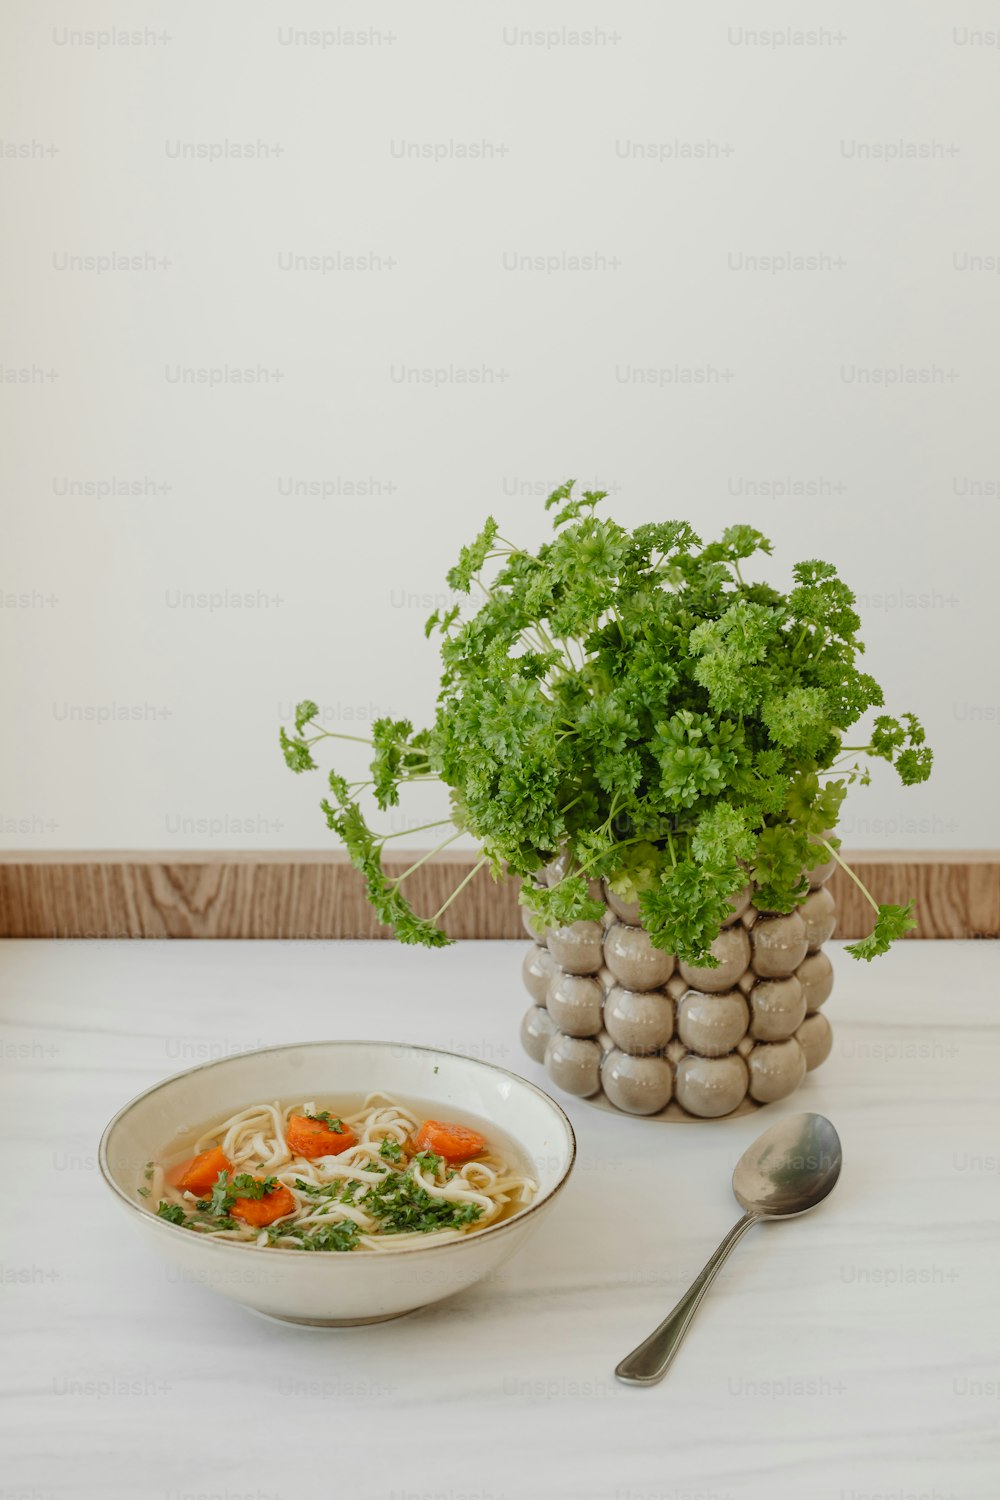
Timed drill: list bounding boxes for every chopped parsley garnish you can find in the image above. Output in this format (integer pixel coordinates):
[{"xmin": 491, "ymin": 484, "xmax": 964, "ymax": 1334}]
[
  {"xmin": 143, "ymin": 1162, "xmax": 154, "ymax": 1181},
  {"xmin": 362, "ymin": 1167, "xmax": 484, "ymax": 1235},
  {"xmin": 378, "ymin": 1138, "xmax": 403, "ymax": 1162},
  {"xmin": 292, "ymin": 1177, "xmax": 350, "ymax": 1199},
  {"xmin": 196, "ymin": 1170, "xmax": 279, "ymax": 1218},
  {"xmin": 303, "ymin": 1221, "xmax": 360, "ymax": 1252},
  {"xmin": 136, "ymin": 1186, "xmax": 150, "ymax": 1198},
  {"xmin": 197, "ymin": 1170, "xmax": 235, "ymax": 1218},
  {"xmin": 156, "ymin": 1201, "xmax": 187, "ymax": 1225},
  {"xmin": 266, "ymin": 1218, "xmax": 360, "ymax": 1252},
  {"xmin": 231, "ymin": 1173, "xmax": 278, "ymax": 1199},
  {"xmin": 192, "ymin": 1213, "xmax": 238, "ymax": 1231},
  {"xmin": 307, "ymin": 1111, "xmax": 346, "ymax": 1133},
  {"xmin": 412, "ymin": 1149, "xmax": 444, "ymax": 1175}
]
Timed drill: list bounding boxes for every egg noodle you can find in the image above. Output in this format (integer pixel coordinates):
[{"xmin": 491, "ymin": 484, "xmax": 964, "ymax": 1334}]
[{"xmin": 150, "ymin": 1092, "xmax": 537, "ymax": 1251}]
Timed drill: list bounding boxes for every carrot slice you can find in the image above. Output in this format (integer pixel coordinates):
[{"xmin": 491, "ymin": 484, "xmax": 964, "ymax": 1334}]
[
  {"xmin": 167, "ymin": 1146, "xmax": 232, "ymax": 1196},
  {"xmin": 412, "ymin": 1120, "xmax": 487, "ymax": 1165},
  {"xmin": 286, "ymin": 1113, "xmax": 357, "ymax": 1159},
  {"xmin": 231, "ymin": 1179, "xmax": 296, "ymax": 1227}
]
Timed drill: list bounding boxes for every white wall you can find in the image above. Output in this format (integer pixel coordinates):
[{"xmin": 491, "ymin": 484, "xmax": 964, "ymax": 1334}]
[{"xmin": 1, "ymin": 1, "xmax": 994, "ymax": 852}]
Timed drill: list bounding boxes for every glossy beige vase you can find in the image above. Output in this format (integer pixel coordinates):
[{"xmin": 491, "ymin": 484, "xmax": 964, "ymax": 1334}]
[{"xmin": 520, "ymin": 858, "xmax": 836, "ymax": 1120}]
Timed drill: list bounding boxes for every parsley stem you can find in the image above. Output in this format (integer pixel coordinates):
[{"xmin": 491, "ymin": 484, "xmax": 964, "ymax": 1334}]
[
  {"xmin": 432, "ymin": 855, "xmax": 488, "ymax": 921},
  {"xmin": 820, "ymin": 839, "xmax": 880, "ymax": 915},
  {"xmin": 390, "ymin": 832, "xmax": 464, "ymax": 887},
  {"xmin": 380, "ymin": 819, "xmax": 454, "ymax": 841},
  {"xmin": 577, "ymin": 833, "xmax": 662, "ymax": 873},
  {"xmin": 306, "ymin": 730, "xmax": 374, "ymax": 746},
  {"xmin": 530, "ymin": 621, "xmax": 561, "ymax": 658},
  {"xmin": 528, "ymin": 631, "xmax": 558, "ymax": 659}
]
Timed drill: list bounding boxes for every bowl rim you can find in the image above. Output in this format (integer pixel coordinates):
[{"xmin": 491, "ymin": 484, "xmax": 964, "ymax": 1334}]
[{"xmin": 98, "ymin": 1038, "xmax": 577, "ymax": 1259}]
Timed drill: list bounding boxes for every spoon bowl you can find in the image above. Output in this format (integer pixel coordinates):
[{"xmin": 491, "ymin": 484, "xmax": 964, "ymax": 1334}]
[
  {"xmin": 616, "ymin": 1112, "xmax": 842, "ymax": 1385},
  {"xmin": 733, "ymin": 1111, "xmax": 842, "ymax": 1218}
]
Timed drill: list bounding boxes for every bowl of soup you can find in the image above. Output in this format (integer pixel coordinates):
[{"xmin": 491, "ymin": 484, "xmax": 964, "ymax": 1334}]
[{"xmin": 99, "ymin": 1040, "xmax": 576, "ymax": 1326}]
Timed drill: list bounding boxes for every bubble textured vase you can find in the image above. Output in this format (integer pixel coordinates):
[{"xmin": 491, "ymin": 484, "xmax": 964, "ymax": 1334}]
[{"xmin": 519, "ymin": 863, "xmax": 835, "ymax": 1120}]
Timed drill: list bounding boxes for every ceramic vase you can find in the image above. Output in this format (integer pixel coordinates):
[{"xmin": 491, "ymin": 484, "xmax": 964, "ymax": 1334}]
[{"xmin": 520, "ymin": 856, "xmax": 836, "ymax": 1119}]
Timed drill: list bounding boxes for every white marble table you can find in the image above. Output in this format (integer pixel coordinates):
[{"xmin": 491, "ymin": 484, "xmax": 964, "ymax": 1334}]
[{"xmin": 1, "ymin": 938, "xmax": 997, "ymax": 1500}]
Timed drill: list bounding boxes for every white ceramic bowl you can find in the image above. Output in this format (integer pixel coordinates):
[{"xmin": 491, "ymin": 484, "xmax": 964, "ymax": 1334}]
[{"xmin": 99, "ymin": 1040, "xmax": 576, "ymax": 1326}]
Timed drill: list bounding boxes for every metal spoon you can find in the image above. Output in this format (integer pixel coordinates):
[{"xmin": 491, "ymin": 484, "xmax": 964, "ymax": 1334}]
[{"xmin": 615, "ymin": 1111, "xmax": 842, "ymax": 1386}]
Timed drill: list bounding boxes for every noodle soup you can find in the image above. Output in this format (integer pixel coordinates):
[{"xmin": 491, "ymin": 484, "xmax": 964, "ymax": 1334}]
[
  {"xmin": 146, "ymin": 1092, "xmax": 538, "ymax": 1253},
  {"xmin": 101, "ymin": 1040, "xmax": 576, "ymax": 1324}
]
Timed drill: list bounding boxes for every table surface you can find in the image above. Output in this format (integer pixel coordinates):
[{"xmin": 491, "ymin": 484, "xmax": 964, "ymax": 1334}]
[{"xmin": 2, "ymin": 938, "xmax": 997, "ymax": 1500}]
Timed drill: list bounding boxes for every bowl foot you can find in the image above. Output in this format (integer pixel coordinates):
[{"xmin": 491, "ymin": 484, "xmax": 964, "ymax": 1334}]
[{"xmin": 247, "ymin": 1305, "xmax": 419, "ymax": 1329}]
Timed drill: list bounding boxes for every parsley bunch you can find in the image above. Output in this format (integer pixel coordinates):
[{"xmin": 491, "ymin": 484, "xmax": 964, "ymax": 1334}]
[{"xmin": 282, "ymin": 484, "xmax": 932, "ymax": 965}]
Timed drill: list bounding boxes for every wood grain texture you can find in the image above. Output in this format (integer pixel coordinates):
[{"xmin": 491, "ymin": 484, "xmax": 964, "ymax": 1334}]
[{"xmin": 0, "ymin": 850, "xmax": 997, "ymax": 940}]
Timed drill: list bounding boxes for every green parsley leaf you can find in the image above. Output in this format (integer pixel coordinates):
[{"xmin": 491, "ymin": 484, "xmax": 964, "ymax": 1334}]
[
  {"xmin": 640, "ymin": 863, "xmax": 739, "ymax": 967},
  {"xmin": 267, "ymin": 1218, "xmax": 361, "ymax": 1252},
  {"xmin": 295, "ymin": 700, "xmax": 320, "ymax": 734},
  {"xmin": 447, "ymin": 517, "xmax": 499, "ymax": 593},
  {"xmin": 279, "ymin": 725, "xmax": 317, "ymax": 774},
  {"xmin": 196, "ymin": 1169, "xmax": 245, "ymax": 1218},
  {"xmin": 519, "ymin": 873, "xmax": 604, "ymax": 934},
  {"xmin": 229, "ymin": 1173, "xmax": 278, "ymax": 1200},
  {"xmin": 156, "ymin": 1201, "xmax": 187, "ymax": 1225},
  {"xmin": 302, "ymin": 1220, "xmax": 361, "ymax": 1252},
  {"xmin": 845, "ymin": 902, "xmax": 917, "ymax": 960},
  {"xmin": 751, "ymin": 826, "xmax": 811, "ymax": 914}
]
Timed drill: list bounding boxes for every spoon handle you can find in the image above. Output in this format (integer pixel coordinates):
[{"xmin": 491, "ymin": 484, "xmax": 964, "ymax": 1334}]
[{"xmin": 615, "ymin": 1211, "xmax": 759, "ymax": 1386}]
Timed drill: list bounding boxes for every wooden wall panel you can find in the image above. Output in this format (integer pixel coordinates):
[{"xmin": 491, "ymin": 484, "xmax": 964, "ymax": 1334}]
[{"xmin": 0, "ymin": 850, "xmax": 996, "ymax": 940}]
